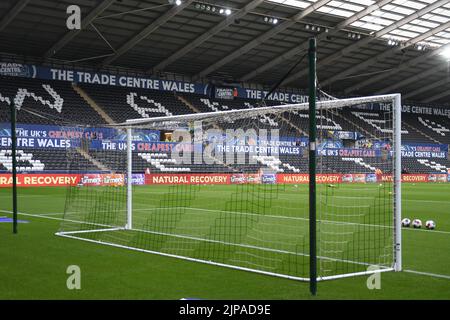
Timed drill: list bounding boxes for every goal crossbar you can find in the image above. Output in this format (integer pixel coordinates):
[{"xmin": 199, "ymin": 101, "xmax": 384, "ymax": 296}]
[
  {"xmin": 57, "ymin": 93, "xmax": 402, "ymax": 285},
  {"xmin": 114, "ymin": 94, "xmax": 400, "ymax": 128}
]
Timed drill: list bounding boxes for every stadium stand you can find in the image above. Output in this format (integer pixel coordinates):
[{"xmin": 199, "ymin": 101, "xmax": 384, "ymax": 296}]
[
  {"xmin": 181, "ymin": 94, "xmax": 290, "ymax": 134},
  {"xmin": 416, "ymin": 159, "xmax": 448, "ymax": 173},
  {"xmin": 0, "ymin": 76, "xmax": 105, "ymax": 125},
  {"xmin": 137, "ymin": 152, "xmax": 191, "ymax": 173},
  {"xmin": 0, "ymin": 149, "xmax": 44, "ymax": 172},
  {"xmin": 1, "ymin": 77, "xmax": 450, "ymax": 175},
  {"xmin": 410, "ymin": 114, "xmax": 450, "ymax": 143},
  {"xmin": 80, "ymin": 84, "xmax": 193, "ymax": 124},
  {"xmin": 0, "ymin": 148, "xmax": 102, "ymax": 173}
]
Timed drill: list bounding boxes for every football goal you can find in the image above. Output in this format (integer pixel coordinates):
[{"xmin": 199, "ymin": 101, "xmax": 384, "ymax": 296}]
[{"xmin": 56, "ymin": 93, "xmax": 402, "ymax": 292}]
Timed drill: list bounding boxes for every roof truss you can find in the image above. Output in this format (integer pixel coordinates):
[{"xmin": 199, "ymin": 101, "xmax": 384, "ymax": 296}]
[
  {"xmin": 152, "ymin": 0, "xmax": 265, "ymax": 72},
  {"xmin": 192, "ymin": 0, "xmax": 333, "ymax": 80},
  {"xmin": 0, "ymin": 0, "xmax": 31, "ymax": 32},
  {"xmin": 240, "ymin": 0, "xmax": 395, "ymax": 82},
  {"xmin": 101, "ymin": 0, "xmax": 194, "ymax": 66},
  {"xmin": 282, "ymin": 0, "xmax": 450, "ymax": 87},
  {"xmin": 44, "ymin": 0, "xmax": 116, "ymax": 59}
]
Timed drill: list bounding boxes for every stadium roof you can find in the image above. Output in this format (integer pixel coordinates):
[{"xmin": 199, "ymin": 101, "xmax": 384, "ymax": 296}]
[{"xmin": 1, "ymin": 0, "xmax": 450, "ymax": 105}]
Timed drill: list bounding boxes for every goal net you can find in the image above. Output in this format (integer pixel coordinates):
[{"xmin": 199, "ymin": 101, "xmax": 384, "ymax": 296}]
[{"xmin": 57, "ymin": 94, "xmax": 402, "ymax": 282}]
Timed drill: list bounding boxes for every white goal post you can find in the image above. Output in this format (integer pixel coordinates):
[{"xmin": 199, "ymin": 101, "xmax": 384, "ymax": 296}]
[{"xmin": 56, "ymin": 93, "xmax": 402, "ymax": 283}]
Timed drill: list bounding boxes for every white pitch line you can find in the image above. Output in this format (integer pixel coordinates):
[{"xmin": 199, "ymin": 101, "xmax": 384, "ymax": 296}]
[
  {"xmin": 1, "ymin": 210, "xmax": 376, "ymax": 267},
  {"xmin": 403, "ymin": 199, "xmax": 450, "ymax": 204},
  {"xmin": 176, "ymin": 207, "xmax": 450, "ymax": 235},
  {"xmin": 3, "ymin": 210, "xmax": 450, "ymax": 281},
  {"xmin": 402, "ymin": 227, "xmax": 450, "ymax": 235},
  {"xmin": 0, "ymin": 210, "xmax": 118, "ymax": 229},
  {"xmin": 404, "ymin": 269, "xmax": 450, "ymax": 280},
  {"xmin": 3, "ymin": 208, "xmax": 450, "ymax": 235},
  {"xmin": 0, "ymin": 210, "xmax": 67, "ymax": 222},
  {"xmin": 31, "ymin": 212, "xmax": 65, "ymax": 216},
  {"xmin": 0, "ymin": 207, "xmax": 173, "ymax": 216},
  {"xmin": 0, "ymin": 195, "xmax": 49, "ymax": 199}
]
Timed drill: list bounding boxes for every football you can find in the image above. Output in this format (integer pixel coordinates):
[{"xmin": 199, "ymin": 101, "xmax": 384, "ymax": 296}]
[
  {"xmin": 425, "ymin": 220, "xmax": 436, "ymax": 230},
  {"xmin": 401, "ymin": 218, "xmax": 411, "ymax": 227},
  {"xmin": 412, "ymin": 219, "xmax": 422, "ymax": 228}
]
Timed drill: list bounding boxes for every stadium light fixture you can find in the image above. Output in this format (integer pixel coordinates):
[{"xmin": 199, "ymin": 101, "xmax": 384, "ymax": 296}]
[
  {"xmin": 387, "ymin": 39, "xmax": 399, "ymax": 46},
  {"xmin": 440, "ymin": 47, "xmax": 450, "ymax": 60},
  {"xmin": 348, "ymin": 32, "xmax": 361, "ymax": 39},
  {"xmin": 415, "ymin": 44, "xmax": 427, "ymax": 51},
  {"xmin": 305, "ymin": 24, "xmax": 326, "ymax": 33},
  {"xmin": 263, "ymin": 16, "xmax": 279, "ymax": 25},
  {"xmin": 194, "ymin": 2, "xmax": 230, "ymax": 16}
]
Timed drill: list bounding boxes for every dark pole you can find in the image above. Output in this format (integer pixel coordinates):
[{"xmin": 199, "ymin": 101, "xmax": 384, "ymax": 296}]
[
  {"xmin": 10, "ymin": 102, "xmax": 18, "ymax": 234},
  {"xmin": 308, "ymin": 37, "xmax": 317, "ymax": 296}
]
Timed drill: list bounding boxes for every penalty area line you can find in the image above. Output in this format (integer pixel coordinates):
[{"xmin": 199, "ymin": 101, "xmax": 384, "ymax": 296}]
[
  {"xmin": 404, "ymin": 269, "xmax": 450, "ymax": 280},
  {"xmin": 28, "ymin": 212, "xmax": 64, "ymax": 217},
  {"xmin": 3, "ymin": 210, "xmax": 450, "ymax": 281},
  {"xmin": 0, "ymin": 210, "xmax": 92, "ymax": 223},
  {"xmin": 2, "ymin": 209, "xmax": 450, "ymax": 235}
]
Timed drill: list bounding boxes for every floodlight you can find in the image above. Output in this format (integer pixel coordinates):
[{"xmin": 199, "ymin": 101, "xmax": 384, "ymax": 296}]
[{"xmin": 440, "ymin": 47, "xmax": 450, "ymax": 59}]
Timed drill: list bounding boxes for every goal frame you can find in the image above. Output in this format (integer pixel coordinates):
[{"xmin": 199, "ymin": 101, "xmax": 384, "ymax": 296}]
[{"xmin": 55, "ymin": 93, "xmax": 402, "ymax": 285}]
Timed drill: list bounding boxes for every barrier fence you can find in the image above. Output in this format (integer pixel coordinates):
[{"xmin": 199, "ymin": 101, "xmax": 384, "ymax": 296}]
[{"xmin": 1, "ymin": 173, "xmax": 449, "ymax": 187}]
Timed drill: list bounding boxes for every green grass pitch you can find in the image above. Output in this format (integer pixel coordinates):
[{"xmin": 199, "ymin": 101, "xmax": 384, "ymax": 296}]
[{"xmin": 0, "ymin": 183, "xmax": 449, "ymax": 299}]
